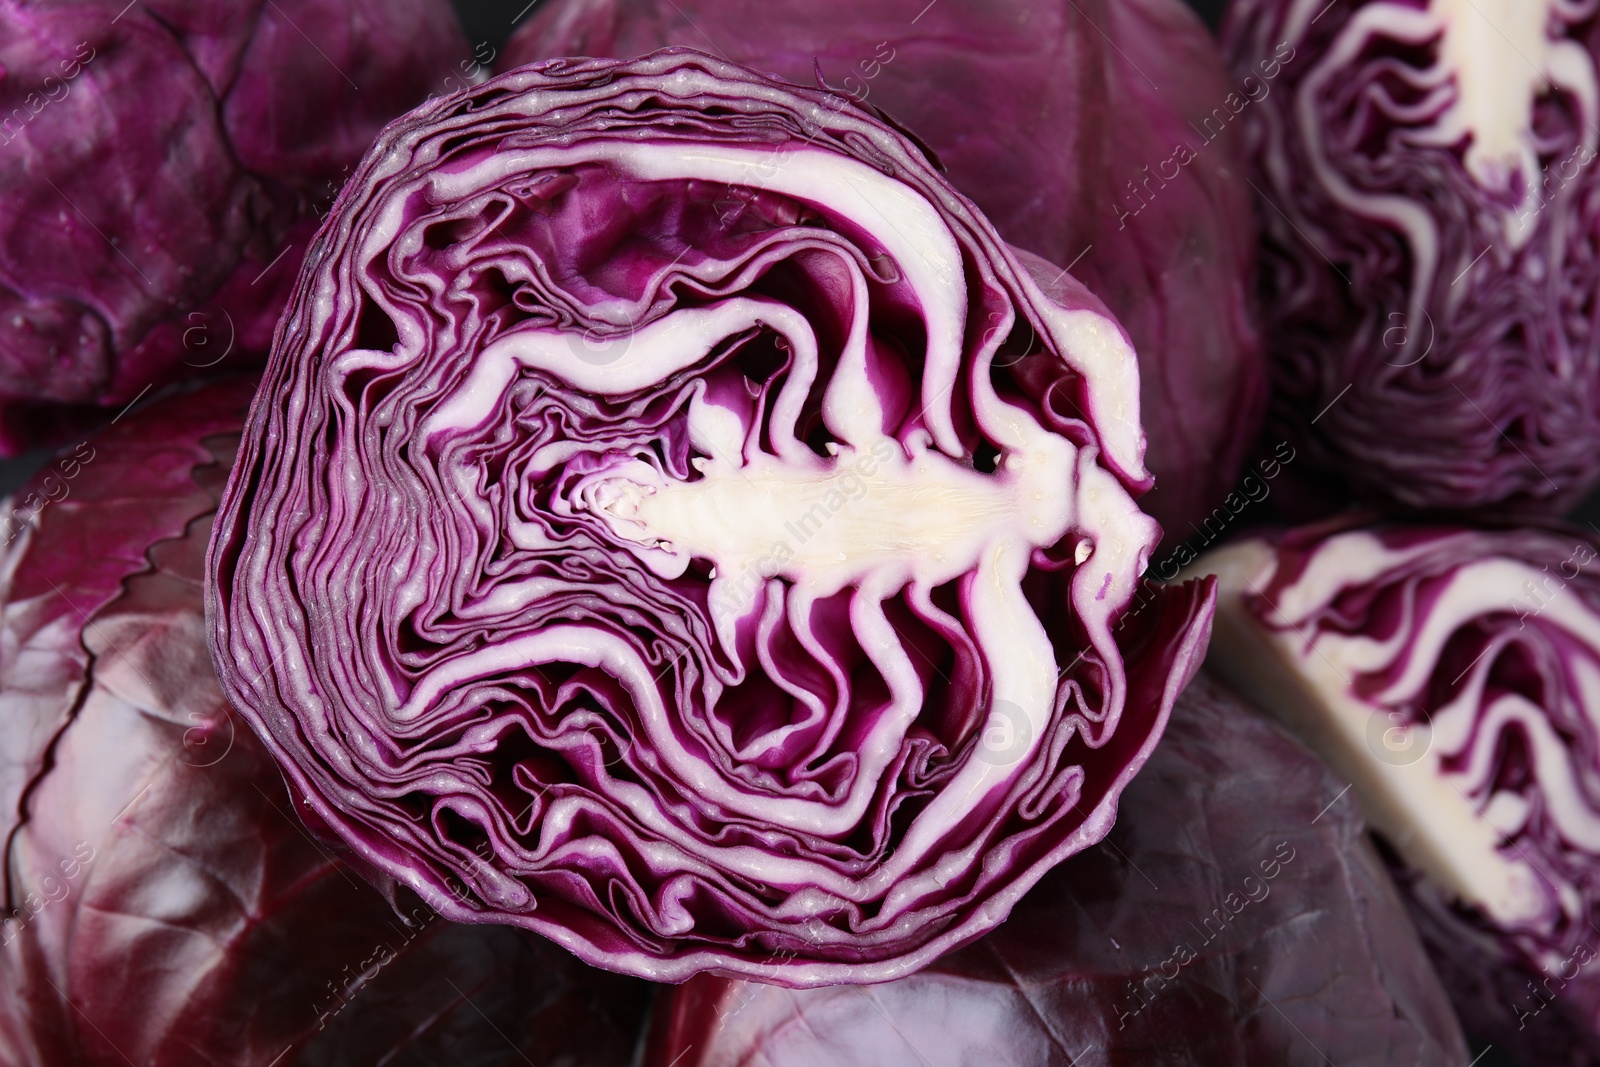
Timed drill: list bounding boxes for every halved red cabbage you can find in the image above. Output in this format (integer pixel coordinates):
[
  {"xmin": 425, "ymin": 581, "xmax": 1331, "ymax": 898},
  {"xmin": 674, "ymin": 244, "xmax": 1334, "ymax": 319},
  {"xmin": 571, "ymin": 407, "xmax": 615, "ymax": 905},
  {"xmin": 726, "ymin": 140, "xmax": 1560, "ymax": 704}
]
[
  {"xmin": 0, "ymin": 0, "xmax": 470, "ymax": 452},
  {"xmin": 1223, "ymin": 0, "xmax": 1600, "ymax": 514},
  {"xmin": 1202, "ymin": 521, "xmax": 1600, "ymax": 1061},
  {"xmin": 0, "ymin": 378, "xmax": 650, "ymax": 1066},
  {"xmin": 502, "ymin": 0, "xmax": 1267, "ymax": 536},
  {"xmin": 206, "ymin": 49, "xmax": 1216, "ymax": 985},
  {"xmin": 641, "ymin": 672, "xmax": 1468, "ymax": 1066}
]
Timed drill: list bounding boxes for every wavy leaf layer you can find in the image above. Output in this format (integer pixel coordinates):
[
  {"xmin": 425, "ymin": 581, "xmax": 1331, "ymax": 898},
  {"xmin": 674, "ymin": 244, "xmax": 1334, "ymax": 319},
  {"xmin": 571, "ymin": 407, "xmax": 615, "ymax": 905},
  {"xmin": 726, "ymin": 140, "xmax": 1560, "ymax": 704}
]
[
  {"xmin": 642, "ymin": 672, "xmax": 1468, "ymax": 1067},
  {"xmin": 502, "ymin": 0, "xmax": 1266, "ymax": 535}
]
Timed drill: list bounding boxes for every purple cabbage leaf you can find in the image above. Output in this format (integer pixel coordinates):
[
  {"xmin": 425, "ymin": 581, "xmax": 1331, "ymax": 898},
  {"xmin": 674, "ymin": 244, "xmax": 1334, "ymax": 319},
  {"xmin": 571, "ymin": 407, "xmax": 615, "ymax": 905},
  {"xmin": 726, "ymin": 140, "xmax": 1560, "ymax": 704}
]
[{"xmin": 0, "ymin": 0, "xmax": 473, "ymax": 452}]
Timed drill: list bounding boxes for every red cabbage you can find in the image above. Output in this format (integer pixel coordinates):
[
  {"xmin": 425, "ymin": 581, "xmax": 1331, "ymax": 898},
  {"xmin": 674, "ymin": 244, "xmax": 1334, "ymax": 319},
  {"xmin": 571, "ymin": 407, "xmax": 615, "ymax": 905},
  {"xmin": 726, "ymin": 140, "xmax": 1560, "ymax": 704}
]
[
  {"xmin": 0, "ymin": 0, "xmax": 471, "ymax": 452},
  {"xmin": 206, "ymin": 49, "xmax": 1216, "ymax": 985},
  {"xmin": 0, "ymin": 378, "xmax": 649, "ymax": 1066},
  {"xmin": 501, "ymin": 0, "xmax": 1267, "ymax": 536},
  {"xmin": 1223, "ymin": 0, "xmax": 1600, "ymax": 515},
  {"xmin": 1203, "ymin": 520, "xmax": 1600, "ymax": 1061},
  {"xmin": 641, "ymin": 672, "xmax": 1468, "ymax": 1066}
]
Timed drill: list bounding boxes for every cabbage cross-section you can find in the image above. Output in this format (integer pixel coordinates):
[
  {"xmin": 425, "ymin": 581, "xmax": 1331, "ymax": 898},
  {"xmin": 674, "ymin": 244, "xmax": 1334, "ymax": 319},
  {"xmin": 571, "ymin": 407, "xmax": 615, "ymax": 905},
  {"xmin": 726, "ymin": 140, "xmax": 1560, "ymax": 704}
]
[{"xmin": 206, "ymin": 50, "xmax": 1215, "ymax": 985}]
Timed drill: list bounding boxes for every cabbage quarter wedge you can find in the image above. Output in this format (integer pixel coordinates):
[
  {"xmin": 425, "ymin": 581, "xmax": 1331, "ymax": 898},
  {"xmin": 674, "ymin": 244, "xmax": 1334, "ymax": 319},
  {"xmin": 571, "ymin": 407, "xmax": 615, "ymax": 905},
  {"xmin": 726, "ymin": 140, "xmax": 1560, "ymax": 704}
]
[
  {"xmin": 1202, "ymin": 522, "xmax": 1600, "ymax": 1060},
  {"xmin": 1224, "ymin": 0, "xmax": 1600, "ymax": 515},
  {"xmin": 207, "ymin": 50, "xmax": 1215, "ymax": 985}
]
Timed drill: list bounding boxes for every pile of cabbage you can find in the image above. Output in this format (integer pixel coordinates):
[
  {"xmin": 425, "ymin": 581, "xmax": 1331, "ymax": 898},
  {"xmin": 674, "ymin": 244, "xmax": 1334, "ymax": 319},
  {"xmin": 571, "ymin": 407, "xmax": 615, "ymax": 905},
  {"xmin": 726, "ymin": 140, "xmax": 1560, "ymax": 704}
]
[{"xmin": 6, "ymin": 0, "xmax": 1600, "ymax": 1063}]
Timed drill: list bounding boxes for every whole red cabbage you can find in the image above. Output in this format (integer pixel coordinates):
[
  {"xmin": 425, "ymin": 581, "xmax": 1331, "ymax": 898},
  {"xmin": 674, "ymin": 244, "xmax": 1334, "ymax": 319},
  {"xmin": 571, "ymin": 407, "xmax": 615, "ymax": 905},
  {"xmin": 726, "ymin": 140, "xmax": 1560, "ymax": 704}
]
[
  {"xmin": 0, "ymin": 0, "xmax": 471, "ymax": 452},
  {"xmin": 1203, "ymin": 520, "xmax": 1600, "ymax": 1062},
  {"xmin": 641, "ymin": 672, "xmax": 1468, "ymax": 1067},
  {"xmin": 501, "ymin": 0, "xmax": 1266, "ymax": 535},
  {"xmin": 207, "ymin": 49, "xmax": 1216, "ymax": 985},
  {"xmin": 1223, "ymin": 0, "xmax": 1600, "ymax": 515},
  {"xmin": 0, "ymin": 378, "xmax": 650, "ymax": 1066}
]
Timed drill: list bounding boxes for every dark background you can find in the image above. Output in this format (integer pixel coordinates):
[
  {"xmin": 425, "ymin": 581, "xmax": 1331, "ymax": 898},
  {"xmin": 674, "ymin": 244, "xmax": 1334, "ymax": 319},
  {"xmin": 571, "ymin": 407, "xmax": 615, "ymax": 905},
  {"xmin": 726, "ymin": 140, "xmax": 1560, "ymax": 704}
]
[{"xmin": 1187, "ymin": 0, "xmax": 1227, "ymax": 30}]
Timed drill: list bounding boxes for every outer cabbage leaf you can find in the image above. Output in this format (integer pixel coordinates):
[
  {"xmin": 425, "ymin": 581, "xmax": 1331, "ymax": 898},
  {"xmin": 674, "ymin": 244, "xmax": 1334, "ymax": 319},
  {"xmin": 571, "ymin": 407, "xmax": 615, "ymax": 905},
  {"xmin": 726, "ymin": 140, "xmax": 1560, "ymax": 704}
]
[
  {"xmin": 0, "ymin": 379, "xmax": 650, "ymax": 1066},
  {"xmin": 1202, "ymin": 520, "xmax": 1600, "ymax": 1062},
  {"xmin": 641, "ymin": 672, "xmax": 1468, "ymax": 1067},
  {"xmin": 1223, "ymin": 0, "xmax": 1600, "ymax": 514},
  {"xmin": 501, "ymin": 0, "xmax": 1266, "ymax": 535},
  {"xmin": 207, "ymin": 49, "xmax": 1217, "ymax": 985},
  {"xmin": 0, "ymin": 0, "xmax": 472, "ymax": 452}
]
